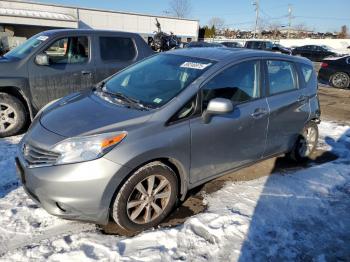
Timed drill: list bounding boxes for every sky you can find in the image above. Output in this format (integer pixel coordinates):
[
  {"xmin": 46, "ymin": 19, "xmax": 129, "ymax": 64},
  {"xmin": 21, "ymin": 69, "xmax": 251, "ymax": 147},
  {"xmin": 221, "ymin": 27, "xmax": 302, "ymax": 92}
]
[{"xmin": 34, "ymin": 0, "xmax": 350, "ymax": 33}]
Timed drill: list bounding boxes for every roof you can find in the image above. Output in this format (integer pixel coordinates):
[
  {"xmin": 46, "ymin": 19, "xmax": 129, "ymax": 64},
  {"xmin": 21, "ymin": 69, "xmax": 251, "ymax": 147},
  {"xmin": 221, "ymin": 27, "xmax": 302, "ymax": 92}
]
[
  {"xmin": 0, "ymin": 8, "xmax": 77, "ymax": 22},
  {"xmin": 167, "ymin": 47, "xmax": 312, "ymax": 65},
  {"xmin": 39, "ymin": 29, "xmax": 142, "ymax": 37},
  {"xmin": 4, "ymin": 0, "xmax": 199, "ymax": 22}
]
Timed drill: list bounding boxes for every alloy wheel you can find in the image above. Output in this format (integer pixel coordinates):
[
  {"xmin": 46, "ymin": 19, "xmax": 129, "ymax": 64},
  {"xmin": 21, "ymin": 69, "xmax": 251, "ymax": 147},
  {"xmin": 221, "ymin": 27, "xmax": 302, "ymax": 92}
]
[
  {"xmin": 332, "ymin": 72, "xmax": 350, "ymax": 88},
  {"xmin": 126, "ymin": 174, "xmax": 171, "ymax": 224},
  {"xmin": 0, "ymin": 103, "xmax": 17, "ymax": 132}
]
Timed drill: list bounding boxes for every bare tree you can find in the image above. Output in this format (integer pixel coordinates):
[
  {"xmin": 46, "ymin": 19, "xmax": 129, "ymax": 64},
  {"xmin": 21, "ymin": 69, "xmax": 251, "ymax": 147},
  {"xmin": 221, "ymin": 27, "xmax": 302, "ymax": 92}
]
[
  {"xmin": 168, "ymin": 0, "xmax": 192, "ymax": 18},
  {"xmin": 208, "ymin": 17, "xmax": 225, "ymax": 30}
]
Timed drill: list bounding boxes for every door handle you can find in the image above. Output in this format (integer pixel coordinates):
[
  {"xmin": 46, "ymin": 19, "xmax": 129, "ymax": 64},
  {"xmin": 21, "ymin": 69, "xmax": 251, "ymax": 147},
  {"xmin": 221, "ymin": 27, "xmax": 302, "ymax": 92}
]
[
  {"xmin": 298, "ymin": 95, "xmax": 309, "ymax": 104},
  {"xmin": 81, "ymin": 70, "xmax": 92, "ymax": 76},
  {"xmin": 251, "ymin": 108, "xmax": 268, "ymax": 119}
]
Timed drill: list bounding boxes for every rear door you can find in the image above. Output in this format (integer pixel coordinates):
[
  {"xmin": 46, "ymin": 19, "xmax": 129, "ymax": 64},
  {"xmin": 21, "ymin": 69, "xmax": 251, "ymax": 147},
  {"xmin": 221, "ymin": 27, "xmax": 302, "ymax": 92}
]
[
  {"xmin": 263, "ymin": 59, "xmax": 310, "ymax": 157},
  {"xmin": 94, "ymin": 35, "xmax": 138, "ymax": 83},
  {"xmin": 28, "ymin": 34, "xmax": 94, "ymax": 109},
  {"xmin": 190, "ymin": 59, "xmax": 269, "ymax": 184}
]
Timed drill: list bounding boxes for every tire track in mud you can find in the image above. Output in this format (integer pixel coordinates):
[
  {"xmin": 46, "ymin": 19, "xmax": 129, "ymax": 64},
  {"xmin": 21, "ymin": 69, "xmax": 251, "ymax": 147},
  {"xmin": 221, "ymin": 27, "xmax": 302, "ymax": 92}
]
[{"xmin": 0, "ymin": 222, "xmax": 96, "ymax": 256}]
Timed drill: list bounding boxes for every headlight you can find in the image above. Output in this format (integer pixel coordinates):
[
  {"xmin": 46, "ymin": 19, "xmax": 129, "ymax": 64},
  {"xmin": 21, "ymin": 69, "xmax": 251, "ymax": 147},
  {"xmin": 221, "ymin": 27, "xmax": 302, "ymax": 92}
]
[{"xmin": 52, "ymin": 132, "xmax": 127, "ymax": 165}]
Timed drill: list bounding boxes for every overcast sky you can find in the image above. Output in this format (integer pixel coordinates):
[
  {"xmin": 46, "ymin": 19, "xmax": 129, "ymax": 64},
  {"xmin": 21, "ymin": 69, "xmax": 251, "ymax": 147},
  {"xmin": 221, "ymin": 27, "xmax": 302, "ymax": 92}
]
[{"xmin": 35, "ymin": 0, "xmax": 350, "ymax": 32}]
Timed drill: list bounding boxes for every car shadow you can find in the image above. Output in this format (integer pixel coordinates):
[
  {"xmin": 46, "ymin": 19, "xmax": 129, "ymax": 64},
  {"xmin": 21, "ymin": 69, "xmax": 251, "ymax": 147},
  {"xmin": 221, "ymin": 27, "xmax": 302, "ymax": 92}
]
[
  {"xmin": 0, "ymin": 137, "xmax": 22, "ymax": 198},
  {"xmin": 160, "ymin": 147, "xmax": 338, "ymax": 228},
  {"xmin": 237, "ymin": 130, "xmax": 350, "ymax": 261}
]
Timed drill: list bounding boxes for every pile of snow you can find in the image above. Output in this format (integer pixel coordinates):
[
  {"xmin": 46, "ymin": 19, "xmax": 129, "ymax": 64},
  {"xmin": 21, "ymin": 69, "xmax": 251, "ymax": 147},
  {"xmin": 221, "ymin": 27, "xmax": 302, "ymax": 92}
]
[{"xmin": 0, "ymin": 121, "xmax": 349, "ymax": 261}]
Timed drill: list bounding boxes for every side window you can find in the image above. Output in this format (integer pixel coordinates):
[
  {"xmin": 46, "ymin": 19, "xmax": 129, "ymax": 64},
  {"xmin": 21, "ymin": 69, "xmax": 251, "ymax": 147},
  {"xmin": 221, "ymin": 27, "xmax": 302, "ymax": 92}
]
[
  {"xmin": 99, "ymin": 37, "xmax": 136, "ymax": 61},
  {"xmin": 265, "ymin": 42, "xmax": 273, "ymax": 50},
  {"xmin": 202, "ymin": 60, "xmax": 261, "ymax": 109},
  {"xmin": 168, "ymin": 96, "xmax": 197, "ymax": 123},
  {"xmin": 44, "ymin": 36, "xmax": 88, "ymax": 64},
  {"xmin": 266, "ymin": 60, "xmax": 298, "ymax": 95},
  {"xmin": 299, "ymin": 63, "xmax": 314, "ymax": 84}
]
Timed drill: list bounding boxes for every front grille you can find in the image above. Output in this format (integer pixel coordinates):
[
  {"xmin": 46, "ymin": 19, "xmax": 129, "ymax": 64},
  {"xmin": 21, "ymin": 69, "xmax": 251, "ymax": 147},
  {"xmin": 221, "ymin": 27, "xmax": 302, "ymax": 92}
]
[{"xmin": 22, "ymin": 143, "xmax": 60, "ymax": 167}]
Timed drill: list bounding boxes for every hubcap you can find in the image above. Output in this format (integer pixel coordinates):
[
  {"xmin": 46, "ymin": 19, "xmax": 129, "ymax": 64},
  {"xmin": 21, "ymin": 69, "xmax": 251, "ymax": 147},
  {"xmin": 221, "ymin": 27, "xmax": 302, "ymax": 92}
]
[
  {"xmin": 298, "ymin": 126, "xmax": 317, "ymax": 157},
  {"xmin": 0, "ymin": 103, "xmax": 17, "ymax": 132},
  {"xmin": 126, "ymin": 175, "xmax": 171, "ymax": 224},
  {"xmin": 332, "ymin": 73, "xmax": 349, "ymax": 88}
]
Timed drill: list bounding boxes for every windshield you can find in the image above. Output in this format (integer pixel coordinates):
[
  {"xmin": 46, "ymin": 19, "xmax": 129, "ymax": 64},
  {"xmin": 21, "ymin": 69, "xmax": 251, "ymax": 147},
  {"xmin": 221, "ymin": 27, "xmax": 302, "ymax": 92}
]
[
  {"xmin": 321, "ymin": 45, "xmax": 334, "ymax": 51},
  {"xmin": 103, "ymin": 54, "xmax": 214, "ymax": 108},
  {"xmin": 4, "ymin": 34, "xmax": 49, "ymax": 59}
]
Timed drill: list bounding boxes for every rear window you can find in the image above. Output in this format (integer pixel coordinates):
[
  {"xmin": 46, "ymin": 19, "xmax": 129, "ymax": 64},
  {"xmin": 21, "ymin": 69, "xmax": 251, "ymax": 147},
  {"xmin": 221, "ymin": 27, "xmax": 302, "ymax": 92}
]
[
  {"xmin": 300, "ymin": 64, "xmax": 314, "ymax": 84},
  {"xmin": 266, "ymin": 60, "xmax": 298, "ymax": 95},
  {"xmin": 99, "ymin": 37, "xmax": 136, "ymax": 61}
]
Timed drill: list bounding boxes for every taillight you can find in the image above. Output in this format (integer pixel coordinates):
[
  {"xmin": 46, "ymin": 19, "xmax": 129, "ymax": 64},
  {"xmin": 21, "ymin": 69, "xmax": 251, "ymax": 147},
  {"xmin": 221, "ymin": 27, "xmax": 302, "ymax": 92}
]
[{"xmin": 320, "ymin": 62, "xmax": 328, "ymax": 68}]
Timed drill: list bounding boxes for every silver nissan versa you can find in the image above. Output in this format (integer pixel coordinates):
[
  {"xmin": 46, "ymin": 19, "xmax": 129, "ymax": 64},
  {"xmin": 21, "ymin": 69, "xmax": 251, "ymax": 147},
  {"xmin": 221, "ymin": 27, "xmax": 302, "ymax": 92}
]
[{"xmin": 16, "ymin": 47, "xmax": 320, "ymax": 235}]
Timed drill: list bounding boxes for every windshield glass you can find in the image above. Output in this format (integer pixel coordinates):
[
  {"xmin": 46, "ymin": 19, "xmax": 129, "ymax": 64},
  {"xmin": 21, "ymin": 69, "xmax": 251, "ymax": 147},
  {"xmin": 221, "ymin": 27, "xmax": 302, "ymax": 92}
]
[
  {"xmin": 4, "ymin": 34, "xmax": 49, "ymax": 59},
  {"xmin": 104, "ymin": 54, "xmax": 214, "ymax": 108}
]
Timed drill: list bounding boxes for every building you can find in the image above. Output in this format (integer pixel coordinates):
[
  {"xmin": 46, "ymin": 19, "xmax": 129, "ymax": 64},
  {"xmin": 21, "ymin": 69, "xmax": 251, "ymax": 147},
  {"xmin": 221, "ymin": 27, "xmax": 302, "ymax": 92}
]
[{"xmin": 0, "ymin": 0, "xmax": 199, "ymax": 43}]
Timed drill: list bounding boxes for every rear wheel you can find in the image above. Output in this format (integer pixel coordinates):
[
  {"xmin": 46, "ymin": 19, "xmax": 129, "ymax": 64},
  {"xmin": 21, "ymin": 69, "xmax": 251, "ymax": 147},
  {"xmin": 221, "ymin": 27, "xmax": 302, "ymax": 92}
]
[
  {"xmin": 111, "ymin": 162, "xmax": 178, "ymax": 235},
  {"xmin": 0, "ymin": 93, "xmax": 26, "ymax": 137},
  {"xmin": 331, "ymin": 72, "xmax": 350, "ymax": 89},
  {"xmin": 287, "ymin": 121, "xmax": 319, "ymax": 162}
]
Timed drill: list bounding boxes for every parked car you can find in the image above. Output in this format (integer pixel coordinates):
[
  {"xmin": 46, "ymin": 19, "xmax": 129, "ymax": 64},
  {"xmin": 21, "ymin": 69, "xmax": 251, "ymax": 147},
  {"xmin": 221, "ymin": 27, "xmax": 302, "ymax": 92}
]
[
  {"xmin": 291, "ymin": 45, "xmax": 337, "ymax": 61},
  {"xmin": 244, "ymin": 40, "xmax": 291, "ymax": 55},
  {"xmin": 245, "ymin": 40, "xmax": 274, "ymax": 50},
  {"xmin": 16, "ymin": 48, "xmax": 320, "ymax": 235},
  {"xmin": 0, "ymin": 29, "xmax": 153, "ymax": 137},
  {"xmin": 272, "ymin": 43, "xmax": 292, "ymax": 55},
  {"xmin": 220, "ymin": 41, "xmax": 243, "ymax": 48},
  {"xmin": 318, "ymin": 56, "xmax": 350, "ymax": 88},
  {"xmin": 185, "ymin": 41, "xmax": 225, "ymax": 48}
]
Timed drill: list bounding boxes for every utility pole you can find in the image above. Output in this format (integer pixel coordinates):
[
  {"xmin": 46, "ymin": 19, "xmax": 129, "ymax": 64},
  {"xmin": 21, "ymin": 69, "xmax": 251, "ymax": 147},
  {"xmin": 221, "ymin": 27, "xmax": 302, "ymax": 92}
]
[
  {"xmin": 288, "ymin": 4, "xmax": 292, "ymax": 38},
  {"xmin": 253, "ymin": 0, "xmax": 260, "ymax": 39}
]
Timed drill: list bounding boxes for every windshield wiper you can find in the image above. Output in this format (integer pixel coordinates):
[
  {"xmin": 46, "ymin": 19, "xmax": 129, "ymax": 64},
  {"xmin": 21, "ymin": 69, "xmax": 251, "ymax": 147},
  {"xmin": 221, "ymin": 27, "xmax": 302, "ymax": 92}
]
[{"xmin": 113, "ymin": 92, "xmax": 152, "ymax": 110}]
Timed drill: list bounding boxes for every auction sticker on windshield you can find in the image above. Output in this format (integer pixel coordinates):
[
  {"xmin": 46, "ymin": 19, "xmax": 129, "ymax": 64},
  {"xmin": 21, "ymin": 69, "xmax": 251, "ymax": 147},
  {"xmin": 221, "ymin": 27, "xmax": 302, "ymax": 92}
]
[
  {"xmin": 37, "ymin": 35, "xmax": 49, "ymax": 41},
  {"xmin": 180, "ymin": 62, "xmax": 212, "ymax": 70}
]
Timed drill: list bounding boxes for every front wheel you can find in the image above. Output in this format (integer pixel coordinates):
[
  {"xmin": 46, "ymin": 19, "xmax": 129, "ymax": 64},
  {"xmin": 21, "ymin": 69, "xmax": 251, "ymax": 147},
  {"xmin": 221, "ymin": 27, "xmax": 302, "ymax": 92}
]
[
  {"xmin": 111, "ymin": 162, "xmax": 178, "ymax": 235},
  {"xmin": 0, "ymin": 93, "xmax": 27, "ymax": 137},
  {"xmin": 287, "ymin": 121, "xmax": 319, "ymax": 162},
  {"xmin": 330, "ymin": 72, "xmax": 350, "ymax": 89}
]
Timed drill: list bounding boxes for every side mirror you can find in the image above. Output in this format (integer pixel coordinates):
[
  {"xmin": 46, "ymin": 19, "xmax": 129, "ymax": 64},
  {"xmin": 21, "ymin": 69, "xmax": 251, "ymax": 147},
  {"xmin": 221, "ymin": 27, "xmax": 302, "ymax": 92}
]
[
  {"xmin": 35, "ymin": 53, "xmax": 49, "ymax": 66},
  {"xmin": 202, "ymin": 98, "xmax": 233, "ymax": 124},
  {"xmin": 271, "ymin": 46, "xmax": 279, "ymax": 51}
]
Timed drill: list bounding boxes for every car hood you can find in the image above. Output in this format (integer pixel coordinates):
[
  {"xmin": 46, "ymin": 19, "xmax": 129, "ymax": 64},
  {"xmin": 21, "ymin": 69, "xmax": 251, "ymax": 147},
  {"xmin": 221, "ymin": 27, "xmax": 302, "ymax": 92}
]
[{"xmin": 40, "ymin": 91, "xmax": 154, "ymax": 137}]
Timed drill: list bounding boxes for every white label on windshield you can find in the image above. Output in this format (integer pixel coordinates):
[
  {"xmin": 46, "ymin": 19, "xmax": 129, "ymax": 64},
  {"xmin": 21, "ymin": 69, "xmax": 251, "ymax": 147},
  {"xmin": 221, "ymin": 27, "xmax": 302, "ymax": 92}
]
[
  {"xmin": 37, "ymin": 36, "xmax": 49, "ymax": 41},
  {"xmin": 180, "ymin": 62, "xmax": 212, "ymax": 70},
  {"xmin": 153, "ymin": 98, "xmax": 162, "ymax": 104}
]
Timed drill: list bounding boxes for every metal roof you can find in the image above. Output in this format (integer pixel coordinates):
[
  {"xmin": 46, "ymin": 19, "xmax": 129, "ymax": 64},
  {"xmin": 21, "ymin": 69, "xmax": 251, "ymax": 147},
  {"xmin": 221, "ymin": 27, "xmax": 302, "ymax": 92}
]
[{"xmin": 0, "ymin": 8, "xmax": 77, "ymax": 22}]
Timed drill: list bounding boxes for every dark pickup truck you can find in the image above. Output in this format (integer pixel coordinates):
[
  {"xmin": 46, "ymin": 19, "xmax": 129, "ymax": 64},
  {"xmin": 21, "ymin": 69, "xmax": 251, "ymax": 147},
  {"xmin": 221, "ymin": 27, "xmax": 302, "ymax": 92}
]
[{"xmin": 0, "ymin": 29, "xmax": 154, "ymax": 137}]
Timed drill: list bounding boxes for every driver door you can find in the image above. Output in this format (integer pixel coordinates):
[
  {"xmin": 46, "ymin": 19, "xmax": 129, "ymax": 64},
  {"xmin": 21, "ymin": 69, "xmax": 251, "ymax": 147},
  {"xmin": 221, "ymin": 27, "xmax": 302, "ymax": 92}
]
[{"xmin": 189, "ymin": 60, "xmax": 269, "ymax": 184}]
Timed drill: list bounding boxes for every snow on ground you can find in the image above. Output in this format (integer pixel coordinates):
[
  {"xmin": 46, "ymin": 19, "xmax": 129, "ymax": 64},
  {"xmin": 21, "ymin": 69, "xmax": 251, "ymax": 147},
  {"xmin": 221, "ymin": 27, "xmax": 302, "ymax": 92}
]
[{"xmin": 0, "ymin": 121, "xmax": 349, "ymax": 261}]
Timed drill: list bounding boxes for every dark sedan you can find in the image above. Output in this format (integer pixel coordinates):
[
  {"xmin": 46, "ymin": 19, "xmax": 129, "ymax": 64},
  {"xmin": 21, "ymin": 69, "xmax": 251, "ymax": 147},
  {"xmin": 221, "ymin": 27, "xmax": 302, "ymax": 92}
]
[
  {"xmin": 318, "ymin": 56, "xmax": 350, "ymax": 88},
  {"xmin": 292, "ymin": 45, "xmax": 337, "ymax": 62}
]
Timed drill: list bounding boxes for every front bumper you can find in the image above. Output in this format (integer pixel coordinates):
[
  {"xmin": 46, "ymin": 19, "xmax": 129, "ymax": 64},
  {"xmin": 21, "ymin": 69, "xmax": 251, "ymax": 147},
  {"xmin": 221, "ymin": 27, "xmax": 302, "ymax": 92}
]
[{"xmin": 16, "ymin": 154, "xmax": 131, "ymax": 224}]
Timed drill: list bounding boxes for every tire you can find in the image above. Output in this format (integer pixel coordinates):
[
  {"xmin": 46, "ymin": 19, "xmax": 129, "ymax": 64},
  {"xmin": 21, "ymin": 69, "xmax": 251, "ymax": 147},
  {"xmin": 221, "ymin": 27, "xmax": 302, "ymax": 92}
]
[
  {"xmin": 111, "ymin": 161, "xmax": 178, "ymax": 235},
  {"xmin": 330, "ymin": 72, "xmax": 350, "ymax": 89},
  {"xmin": 287, "ymin": 121, "xmax": 319, "ymax": 162},
  {"xmin": 0, "ymin": 93, "xmax": 27, "ymax": 138}
]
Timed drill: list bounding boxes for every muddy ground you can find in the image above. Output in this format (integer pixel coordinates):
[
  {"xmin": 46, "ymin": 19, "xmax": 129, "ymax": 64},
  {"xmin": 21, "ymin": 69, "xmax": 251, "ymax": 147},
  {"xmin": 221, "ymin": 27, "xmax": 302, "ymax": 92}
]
[{"xmin": 160, "ymin": 85, "xmax": 350, "ymax": 227}]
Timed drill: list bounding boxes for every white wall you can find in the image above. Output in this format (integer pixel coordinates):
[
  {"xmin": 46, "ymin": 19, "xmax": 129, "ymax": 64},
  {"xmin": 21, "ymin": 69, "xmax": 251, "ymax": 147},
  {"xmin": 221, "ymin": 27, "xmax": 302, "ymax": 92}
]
[{"xmin": 78, "ymin": 9, "xmax": 198, "ymax": 39}]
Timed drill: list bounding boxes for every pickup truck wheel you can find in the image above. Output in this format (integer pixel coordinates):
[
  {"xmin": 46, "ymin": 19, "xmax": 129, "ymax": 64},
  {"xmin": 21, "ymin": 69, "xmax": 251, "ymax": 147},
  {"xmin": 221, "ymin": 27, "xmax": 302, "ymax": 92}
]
[
  {"xmin": 0, "ymin": 93, "xmax": 26, "ymax": 137},
  {"xmin": 288, "ymin": 121, "xmax": 319, "ymax": 162},
  {"xmin": 111, "ymin": 162, "xmax": 178, "ymax": 235}
]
